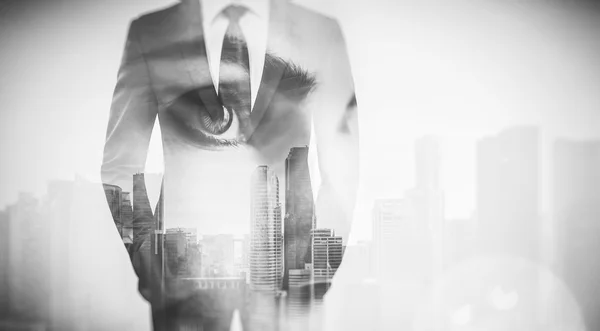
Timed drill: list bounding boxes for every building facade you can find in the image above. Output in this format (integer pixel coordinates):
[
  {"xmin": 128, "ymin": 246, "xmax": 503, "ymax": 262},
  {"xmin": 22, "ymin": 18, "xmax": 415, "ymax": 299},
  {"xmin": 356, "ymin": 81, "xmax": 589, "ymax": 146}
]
[
  {"xmin": 476, "ymin": 127, "xmax": 540, "ymax": 261},
  {"xmin": 121, "ymin": 192, "xmax": 133, "ymax": 245},
  {"xmin": 406, "ymin": 136, "xmax": 444, "ymax": 283},
  {"xmin": 372, "ymin": 199, "xmax": 419, "ymax": 281},
  {"xmin": 250, "ymin": 166, "xmax": 283, "ymax": 291},
  {"xmin": 102, "ymin": 183, "xmax": 122, "ymax": 236},
  {"xmin": 311, "ymin": 229, "xmax": 343, "ymax": 279},
  {"xmin": 284, "ymin": 147, "xmax": 315, "ymax": 289},
  {"xmin": 553, "ymin": 139, "xmax": 600, "ymax": 331}
]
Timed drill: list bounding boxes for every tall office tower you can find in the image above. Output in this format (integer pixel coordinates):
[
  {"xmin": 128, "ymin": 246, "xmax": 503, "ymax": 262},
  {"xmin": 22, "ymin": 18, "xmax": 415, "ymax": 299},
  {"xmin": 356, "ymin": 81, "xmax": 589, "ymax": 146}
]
[
  {"xmin": 149, "ymin": 179, "xmax": 165, "ymax": 310},
  {"xmin": 476, "ymin": 127, "xmax": 540, "ymax": 261},
  {"xmin": 284, "ymin": 146, "xmax": 315, "ymax": 289},
  {"xmin": 311, "ymin": 229, "xmax": 343, "ymax": 296},
  {"xmin": 554, "ymin": 139, "xmax": 600, "ymax": 331},
  {"xmin": 6, "ymin": 193, "xmax": 50, "ymax": 322},
  {"xmin": 372, "ymin": 199, "xmax": 419, "ymax": 281},
  {"xmin": 2, "ymin": 183, "xmax": 76, "ymax": 329},
  {"xmin": 249, "ymin": 166, "xmax": 283, "ymax": 291},
  {"xmin": 407, "ymin": 136, "xmax": 444, "ymax": 283},
  {"xmin": 121, "ymin": 192, "xmax": 133, "ymax": 245},
  {"xmin": 133, "ymin": 173, "xmax": 165, "ymax": 309},
  {"xmin": 102, "ymin": 184, "xmax": 123, "ymax": 236},
  {"xmin": 415, "ymin": 136, "xmax": 441, "ymax": 190},
  {"xmin": 121, "ymin": 192, "xmax": 133, "ymax": 246},
  {"xmin": 132, "ymin": 173, "xmax": 154, "ymax": 252},
  {"xmin": 43, "ymin": 181, "xmax": 75, "ymax": 330}
]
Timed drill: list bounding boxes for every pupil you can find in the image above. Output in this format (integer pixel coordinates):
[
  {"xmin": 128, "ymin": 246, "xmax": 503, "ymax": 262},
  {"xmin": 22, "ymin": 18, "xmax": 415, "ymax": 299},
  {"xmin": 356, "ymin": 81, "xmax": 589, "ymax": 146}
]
[{"xmin": 200, "ymin": 105, "xmax": 233, "ymax": 135}]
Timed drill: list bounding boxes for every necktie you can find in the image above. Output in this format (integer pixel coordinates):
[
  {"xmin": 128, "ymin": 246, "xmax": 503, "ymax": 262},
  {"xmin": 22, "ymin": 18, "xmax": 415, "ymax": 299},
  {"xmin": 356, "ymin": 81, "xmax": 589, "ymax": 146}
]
[{"xmin": 218, "ymin": 5, "xmax": 251, "ymax": 142}]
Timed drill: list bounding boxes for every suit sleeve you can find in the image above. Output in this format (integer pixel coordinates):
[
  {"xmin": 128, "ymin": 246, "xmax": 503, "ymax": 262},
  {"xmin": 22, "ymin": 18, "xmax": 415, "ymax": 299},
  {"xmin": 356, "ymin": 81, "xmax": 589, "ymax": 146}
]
[
  {"xmin": 313, "ymin": 19, "xmax": 360, "ymax": 245},
  {"xmin": 101, "ymin": 19, "xmax": 158, "ymax": 192},
  {"xmin": 100, "ymin": 20, "xmax": 159, "ymax": 301}
]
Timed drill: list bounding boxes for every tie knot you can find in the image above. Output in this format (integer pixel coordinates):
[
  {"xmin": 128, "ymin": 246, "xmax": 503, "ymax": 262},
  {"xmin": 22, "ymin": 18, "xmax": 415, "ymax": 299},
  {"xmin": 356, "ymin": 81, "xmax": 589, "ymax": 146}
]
[{"xmin": 223, "ymin": 5, "xmax": 247, "ymax": 23}]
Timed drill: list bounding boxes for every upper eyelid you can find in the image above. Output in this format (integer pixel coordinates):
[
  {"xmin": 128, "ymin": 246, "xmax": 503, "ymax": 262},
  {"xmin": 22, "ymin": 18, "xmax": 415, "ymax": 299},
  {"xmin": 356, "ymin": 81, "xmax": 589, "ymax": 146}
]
[
  {"xmin": 271, "ymin": 59, "xmax": 316, "ymax": 94},
  {"xmin": 216, "ymin": 37, "xmax": 317, "ymax": 93}
]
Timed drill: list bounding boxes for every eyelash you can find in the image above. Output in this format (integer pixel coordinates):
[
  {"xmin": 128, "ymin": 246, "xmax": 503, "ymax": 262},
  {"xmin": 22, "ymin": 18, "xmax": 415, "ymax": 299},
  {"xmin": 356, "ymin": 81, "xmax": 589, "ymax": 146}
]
[{"xmin": 165, "ymin": 56, "xmax": 316, "ymax": 148}]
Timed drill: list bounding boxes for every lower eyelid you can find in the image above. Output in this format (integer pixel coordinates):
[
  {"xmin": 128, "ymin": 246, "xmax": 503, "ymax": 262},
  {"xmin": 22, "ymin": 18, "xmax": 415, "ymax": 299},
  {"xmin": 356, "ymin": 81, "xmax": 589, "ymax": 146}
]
[{"xmin": 167, "ymin": 106, "xmax": 242, "ymax": 148}]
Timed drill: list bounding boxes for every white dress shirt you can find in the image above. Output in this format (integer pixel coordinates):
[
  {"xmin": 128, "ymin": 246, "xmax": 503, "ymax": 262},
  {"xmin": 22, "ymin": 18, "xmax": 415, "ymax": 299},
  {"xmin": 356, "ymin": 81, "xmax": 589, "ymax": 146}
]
[{"xmin": 200, "ymin": 0, "xmax": 270, "ymax": 110}]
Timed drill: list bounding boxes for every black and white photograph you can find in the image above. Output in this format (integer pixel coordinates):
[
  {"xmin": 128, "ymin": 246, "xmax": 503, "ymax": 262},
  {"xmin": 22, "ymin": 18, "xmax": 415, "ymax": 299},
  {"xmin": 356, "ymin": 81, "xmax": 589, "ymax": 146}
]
[{"xmin": 1, "ymin": 0, "xmax": 599, "ymax": 330}]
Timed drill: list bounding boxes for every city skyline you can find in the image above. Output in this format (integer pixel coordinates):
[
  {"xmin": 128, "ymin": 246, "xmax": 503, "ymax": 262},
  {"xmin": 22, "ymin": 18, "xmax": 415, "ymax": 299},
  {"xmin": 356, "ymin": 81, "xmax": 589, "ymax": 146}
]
[
  {"xmin": 95, "ymin": 145, "xmax": 348, "ymax": 299},
  {"xmin": 3, "ymin": 127, "xmax": 600, "ymax": 329},
  {"xmin": 2, "ymin": 1, "xmax": 599, "ymax": 329},
  {"xmin": 5, "ymin": 126, "xmax": 598, "ymax": 237}
]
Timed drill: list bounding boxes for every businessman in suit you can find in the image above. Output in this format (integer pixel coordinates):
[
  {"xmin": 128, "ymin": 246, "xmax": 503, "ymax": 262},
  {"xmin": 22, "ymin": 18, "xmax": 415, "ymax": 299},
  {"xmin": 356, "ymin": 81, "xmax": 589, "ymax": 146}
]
[{"xmin": 101, "ymin": 0, "xmax": 359, "ymax": 329}]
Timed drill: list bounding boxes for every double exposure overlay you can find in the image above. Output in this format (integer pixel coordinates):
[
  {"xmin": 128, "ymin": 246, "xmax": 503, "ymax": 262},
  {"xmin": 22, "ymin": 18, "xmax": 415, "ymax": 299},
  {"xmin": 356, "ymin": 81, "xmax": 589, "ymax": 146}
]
[
  {"xmin": 2, "ymin": 0, "xmax": 600, "ymax": 331},
  {"xmin": 99, "ymin": 1, "xmax": 358, "ymax": 330}
]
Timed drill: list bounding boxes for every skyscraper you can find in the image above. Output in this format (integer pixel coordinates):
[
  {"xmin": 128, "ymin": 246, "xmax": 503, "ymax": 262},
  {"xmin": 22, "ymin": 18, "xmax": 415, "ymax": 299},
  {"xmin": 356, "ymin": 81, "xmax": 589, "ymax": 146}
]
[
  {"xmin": 121, "ymin": 192, "xmax": 133, "ymax": 245},
  {"xmin": 311, "ymin": 228, "xmax": 343, "ymax": 294},
  {"xmin": 414, "ymin": 136, "xmax": 441, "ymax": 191},
  {"xmin": 476, "ymin": 127, "xmax": 540, "ymax": 261},
  {"xmin": 5, "ymin": 193, "xmax": 53, "ymax": 323},
  {"xmin": 132, "ymin": 173, "xmax": 165, "ymax": 310},
  {"xmin": 553, "ymin": 139, "xmax": 600, "ymax": 331},
  {"xmin": 372, "ymin": 199, "xmax": 418, "ymax": 281},
  {"xmin": 44, "ymin": 181, "xmax": 75, "ymax": 330},
  {"xmin": 1, "ymin": 182, "xmax": 77, "ymax": 329},
  {"xmin": 250, "ymin": 166, "xmax": 283, "ymax": 291},
  {"xmin": 406, "ymin": 136, "xmax": 444, "ymax": 283},
  {"xmin": 132, "ymin": 173, "xmax": 154, "ymax": 253},
  {"xmin": 102, "ymin": 184, "xmax": 122, "ymax": 236},
  {"xmin": 284, "ymin": 147, "xmax": 315, "ymax": 289}
]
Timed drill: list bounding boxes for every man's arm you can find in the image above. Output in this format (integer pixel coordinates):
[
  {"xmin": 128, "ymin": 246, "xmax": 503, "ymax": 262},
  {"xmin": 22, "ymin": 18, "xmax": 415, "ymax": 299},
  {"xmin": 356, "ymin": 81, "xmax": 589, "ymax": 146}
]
[
  {"xmin": 101, "ymin": 19, "xmax": 158, "ymax": 192},
  {"xmin": 313, "ymin": 19, "xmax": 359, "ymax": 244},
  {"xmin": 101, "ymin": 19, "xmax": 158, "ymax": 301}
]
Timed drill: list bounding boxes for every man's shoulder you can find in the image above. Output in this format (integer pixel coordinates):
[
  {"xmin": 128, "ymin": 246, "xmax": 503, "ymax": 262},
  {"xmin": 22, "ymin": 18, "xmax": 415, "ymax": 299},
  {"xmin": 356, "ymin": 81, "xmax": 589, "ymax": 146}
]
[
  {"xmin": 131, "ymin": 2, "xmax": 182, "ymax": 29},
  {"xmin": 286, "ymin": 3, "xmax": 339, "ymax": 31},
  {"xmin": 128, "ymin": 1, "xmax": 340, "ymax": 30},
  {"xmin": 285, "ymin": 3, "xmax": 346, "ymax": 51}
]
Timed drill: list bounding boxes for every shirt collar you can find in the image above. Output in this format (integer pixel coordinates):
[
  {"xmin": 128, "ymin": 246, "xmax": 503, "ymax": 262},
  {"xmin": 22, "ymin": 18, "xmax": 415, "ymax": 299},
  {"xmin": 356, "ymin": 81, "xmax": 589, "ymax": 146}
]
[{"xmin": 200, "ymin": 0, "xmax": 270, "ymax": 24}]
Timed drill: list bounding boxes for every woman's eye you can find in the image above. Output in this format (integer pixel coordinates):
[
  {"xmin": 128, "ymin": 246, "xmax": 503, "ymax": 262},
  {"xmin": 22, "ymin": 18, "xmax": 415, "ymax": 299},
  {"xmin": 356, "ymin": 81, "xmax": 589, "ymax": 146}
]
[{"xmin": 164, "ymin": 87, "xmax": 245, "ymax": 148}]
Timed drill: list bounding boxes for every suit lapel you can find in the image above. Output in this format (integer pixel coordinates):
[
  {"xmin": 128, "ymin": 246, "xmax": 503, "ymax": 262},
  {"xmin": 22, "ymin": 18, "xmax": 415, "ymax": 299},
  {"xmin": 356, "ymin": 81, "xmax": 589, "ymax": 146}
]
[
  {"xmin": 247, "ymin": 0, "xmax": 291, "ymax": 140},
  {"xmin": 177, "ymin": 0, "xmax": 221, "ymax": 112},
  {"xmin": 176, "ymin": 0, "xmax": 291, "ymax": 141}
]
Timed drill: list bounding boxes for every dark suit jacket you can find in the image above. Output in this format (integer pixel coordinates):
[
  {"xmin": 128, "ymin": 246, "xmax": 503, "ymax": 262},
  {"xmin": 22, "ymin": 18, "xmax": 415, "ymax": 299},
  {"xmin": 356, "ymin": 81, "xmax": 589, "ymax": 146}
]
[{"xmin": 101, "ymin": 0, "xmax": 359, "ymax": 317}]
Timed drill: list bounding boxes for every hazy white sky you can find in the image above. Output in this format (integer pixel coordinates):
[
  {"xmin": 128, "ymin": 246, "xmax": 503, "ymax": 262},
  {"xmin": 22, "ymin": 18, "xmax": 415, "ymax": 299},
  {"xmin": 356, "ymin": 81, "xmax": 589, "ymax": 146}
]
[{"xmin": 1, "ymin": 0, "xmax": 599, "ymax": 241}]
